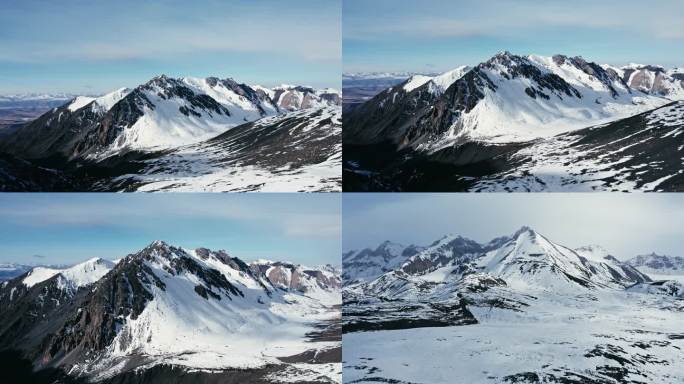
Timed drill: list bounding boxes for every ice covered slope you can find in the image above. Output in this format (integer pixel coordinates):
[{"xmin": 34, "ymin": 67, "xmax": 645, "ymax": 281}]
[
  {"xmin": 105, "ymin": 106, "xmax": 342, "ymax": 192},
  {"xmin": 0, "ymin": 241, "xmax": 341, "ymax": 383},
  {"xmin": 344, "ymin": 52, "xmax": 676, "ymax": 150}
]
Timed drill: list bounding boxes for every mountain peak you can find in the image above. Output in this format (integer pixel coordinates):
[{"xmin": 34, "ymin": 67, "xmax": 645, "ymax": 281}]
[
  {"xmin": 512, "ymin": 225, "xmax": 536, "ymax": 238},
  {"xmin": 149, "ymin": 239, "xmax": 169, "ymax": 248}
]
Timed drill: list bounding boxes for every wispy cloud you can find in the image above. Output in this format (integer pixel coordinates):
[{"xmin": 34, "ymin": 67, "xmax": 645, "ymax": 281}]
[
  {"xmin": 345, "ymin": 0, "xmax": 683, "ymax": 42},
  {"xmin": 0, "ymin": 194, "xmax": 341, "ymax": 265},
  {"xmin": 0, "ymin": 0, "xmax": 340, "ymax": 93},
  {"xmin": 344, "ymin": 0, "xmax": 684, "ymax": 71},
  {"xmin": 0, "ymin": 194, "xmax": 340, "ymax": 239},
  {"xmin": 0, "ymin": 3, "xmax": 340, "ymax": 64}
]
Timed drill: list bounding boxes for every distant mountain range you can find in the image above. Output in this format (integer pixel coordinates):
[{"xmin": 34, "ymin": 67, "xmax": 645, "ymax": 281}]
[
  {"xmin": 343, "ymin": 227, "xmax": 684, "ymax": 383},
  {"xmin": 0, "ymin": 75, "xmax": 341, "ymax": 192},
  {"xmin": 0, "ymin": 241, "xmax": 341, "ymax": 383},
  {"xmin": 343, "ymin": 52, "xmax": 684, "ymax": 191}
]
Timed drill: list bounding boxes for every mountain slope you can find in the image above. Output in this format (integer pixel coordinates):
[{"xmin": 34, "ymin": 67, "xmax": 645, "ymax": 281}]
[
  {"xmin": 99, "ymin": 106, "xmax": 341, "ymax": 192},
  {"xmin": 345, "ymin": 100, "xmax": 684, "ymax": 192},
  {"xmin": 471, "ymin": 100, "xmax": 684, "ymax": 191}
]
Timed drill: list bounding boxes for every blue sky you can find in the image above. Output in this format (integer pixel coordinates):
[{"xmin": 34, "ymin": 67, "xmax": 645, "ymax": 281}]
[
  {"xmin": 344, "ymin": 0, "xmax": 684, "ymax": 73},
  {"xmin": 343, "ymin": 194, "xmax": 684, "ymax": 260},
  {"xmin": 0, "ymin": 194, "xmax": 340, "ymax": 266},
  {"xmin": 0, "ymin": 0, "xmax": 340, "ymax": 94}
]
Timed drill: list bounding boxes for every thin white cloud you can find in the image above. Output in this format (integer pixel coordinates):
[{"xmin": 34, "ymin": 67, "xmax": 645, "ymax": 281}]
[
  {"xmin": 345, "ymin": 0, "xmax": 684, "ymax": 42},
  {"xmin": 0, "ymin": 2, "xmax": 341, "ymax": 64},
  {"xmin": 0, "ymin": 195, "xmax": 340, "ymax": 240}
]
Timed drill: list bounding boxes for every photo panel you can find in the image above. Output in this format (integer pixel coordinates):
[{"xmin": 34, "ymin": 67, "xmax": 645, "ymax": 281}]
[
  {"xmin": 342, "ymin": 193, "xmax": 684, "ymax": 383},
  {"xmin": 0, "ymin": 193, "xmax": 342, "ymax": 383}
]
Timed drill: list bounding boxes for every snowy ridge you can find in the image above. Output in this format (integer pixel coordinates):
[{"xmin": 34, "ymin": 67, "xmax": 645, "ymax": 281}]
[
  {"xmin": 14, "ymin": 74, "xmax": 339, "ymax": 161},
  {"xmin": 342, "ymin": 241, "xmax": 422, "ymax": 284},
  {"xmin": 22, "ymin": 257, "xmax": 115, "ymax": 289}
]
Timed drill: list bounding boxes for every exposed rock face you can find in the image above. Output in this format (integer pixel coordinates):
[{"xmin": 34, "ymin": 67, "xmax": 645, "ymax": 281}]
[
  {"xmin": 250, "ymin": 260, "xmax": 342, "ymax": 293},
  {"xmin": 272, "ymin": 86, "xmax": 341, "ymax": 112}
]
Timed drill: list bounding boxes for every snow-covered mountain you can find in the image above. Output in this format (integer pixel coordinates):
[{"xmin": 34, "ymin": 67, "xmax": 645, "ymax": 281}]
[
  {"xmin": 0, "ymin": 241, "xmax": 341, "ymax": 383},
  {"xmin": 343, "ymin": 227, "xmax": 684, "ymax": 383},
  {"xmin": 343, "ymin": 52, "xmax": 684, "ymax": 192},
  {"xmin": 0, "ymin": 75, "xmax": 341, "ymax": 192},
  {"xmin": 0, "ymin": 75, "xmax": 339, "ymax": 161},
  {"xmin": 346, "ymin": 52, "xmax": 679, "ymax": 148}
]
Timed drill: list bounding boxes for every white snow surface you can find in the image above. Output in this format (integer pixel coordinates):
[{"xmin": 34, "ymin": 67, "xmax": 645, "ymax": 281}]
[
  {"xmin": 22, "ymin": 258, "xmax": 115, "ymax": 288},
  {"xmin": 111, "ymin": 106, "xmax": 341, "ymax": 192},
  {"xmin": 402, "ymin": 75, "xmax": 432, "ymax": 92},
  {"xmin": 92, "ymin": 88, "xmax": 132, "ymax": 113},
  {"xmin": 67, "ymin": 96, "xmax": 96, "ymax": 112},
  {"xmin": 344, "ymin": 291, "xmax": 684, "ymax": 383},
  {"xmin": 469, "ymin": 101, "xmax": 684, "ymax": 192}
]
